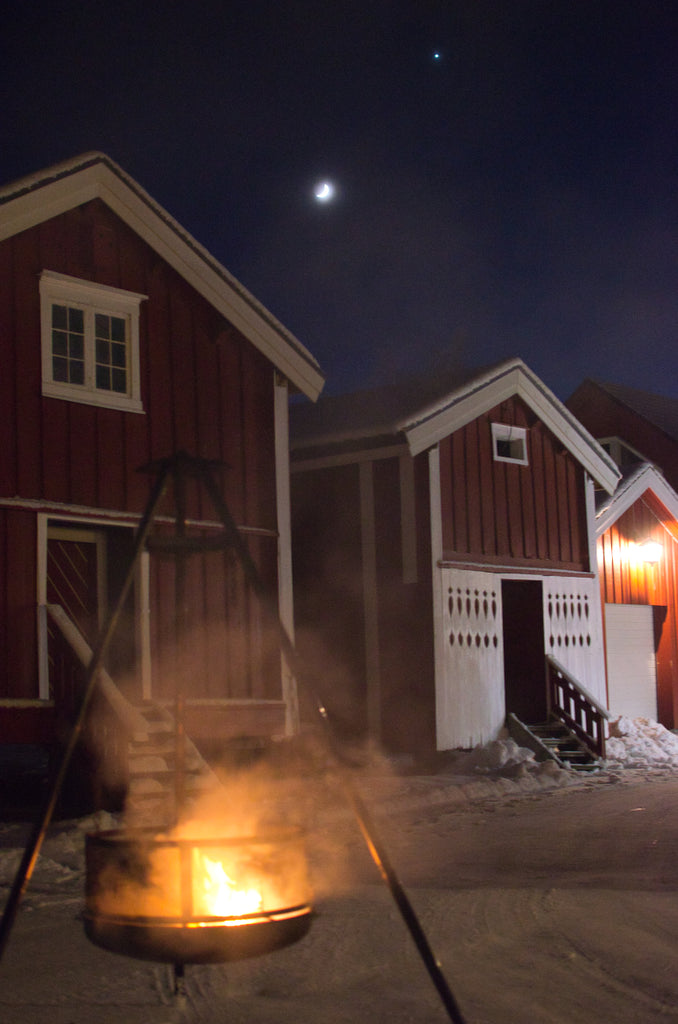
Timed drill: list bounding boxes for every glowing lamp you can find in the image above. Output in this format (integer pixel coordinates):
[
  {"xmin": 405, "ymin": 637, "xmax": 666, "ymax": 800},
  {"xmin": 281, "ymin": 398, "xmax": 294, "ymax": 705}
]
[{"xmin": 637, "ymin": 540, "xmax": 663, "ymax": 564}]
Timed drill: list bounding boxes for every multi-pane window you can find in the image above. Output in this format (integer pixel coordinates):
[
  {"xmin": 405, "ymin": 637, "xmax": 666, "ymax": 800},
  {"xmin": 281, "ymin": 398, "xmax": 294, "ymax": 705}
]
[
  {"xmin": 40, "ymin": 271, "xmax": 146, "ymax": 411},
  {"xmin": 51, "ymin": 304, "xmax": 86, "ymax": 385},
  {"xmin": 94, "ymin": 312, "xmax": 128, "ymax": 393}
]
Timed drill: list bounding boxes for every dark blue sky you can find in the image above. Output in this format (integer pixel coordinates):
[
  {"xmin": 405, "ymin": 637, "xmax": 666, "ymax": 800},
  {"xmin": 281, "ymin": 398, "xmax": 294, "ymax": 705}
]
[{"xmin": 2, "ymin": 1, "xmax": 677, "ymax": 399}]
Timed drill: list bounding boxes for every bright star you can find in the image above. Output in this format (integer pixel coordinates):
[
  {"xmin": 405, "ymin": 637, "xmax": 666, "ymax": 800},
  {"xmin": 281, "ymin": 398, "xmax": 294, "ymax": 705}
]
[{"xmin": 314, "ymin": 181, "xmax": 335, "ymax": 202}]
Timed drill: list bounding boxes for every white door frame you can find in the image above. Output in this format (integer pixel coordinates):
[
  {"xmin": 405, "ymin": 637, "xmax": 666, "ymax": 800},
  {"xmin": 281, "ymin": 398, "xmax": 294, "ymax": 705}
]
[{"xmin": 37, "ymin": 514, "xmax": 151, "ymax": 700}]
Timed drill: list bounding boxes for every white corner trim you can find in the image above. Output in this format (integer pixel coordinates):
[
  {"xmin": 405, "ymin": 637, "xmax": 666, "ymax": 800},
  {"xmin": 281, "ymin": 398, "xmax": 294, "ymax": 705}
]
[
  {"xmin": 274, "ymin": 375, "xmax": 298, "ymax": 735},
  {"xmin": 596, "ymin": 463, "xmax": 678, "ymax": 536},
  {"xmin": 584, "ymin": 474, "xmax": 599, "ymax": 573},
  {"xmin": 427, "ymin": 446, "xmax": 447, "ymax": 751}
]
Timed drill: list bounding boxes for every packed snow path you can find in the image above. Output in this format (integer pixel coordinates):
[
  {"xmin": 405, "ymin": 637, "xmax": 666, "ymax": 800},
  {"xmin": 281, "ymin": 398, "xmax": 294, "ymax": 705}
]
[{"xmin": 1, "ymin": 719, "xmax": 678, "ymax": 1022}]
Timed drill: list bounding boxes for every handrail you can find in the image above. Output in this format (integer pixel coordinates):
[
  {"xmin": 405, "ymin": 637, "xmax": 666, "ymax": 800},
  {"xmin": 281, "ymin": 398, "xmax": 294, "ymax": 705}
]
[
  {"xmin": 46, "ymin": 603, "xmax": 148, "ymax": 740},
  {"xmin": 546, "ymin": 655, "xmax": 608, "ymax": 759},
  {"xmin": 546, "ymin": 656, "xmax": 610, "ymax": 719}
]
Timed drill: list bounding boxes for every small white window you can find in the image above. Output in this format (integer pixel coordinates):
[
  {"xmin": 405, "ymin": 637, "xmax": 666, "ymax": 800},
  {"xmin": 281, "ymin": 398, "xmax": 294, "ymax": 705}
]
[
  {"xmin": 491, "ymin": 422, "xmax": 528, "ymax": 465},
  {"xmin": 40, "ymin": 270, "xmax": 146, "ymax": 412}
]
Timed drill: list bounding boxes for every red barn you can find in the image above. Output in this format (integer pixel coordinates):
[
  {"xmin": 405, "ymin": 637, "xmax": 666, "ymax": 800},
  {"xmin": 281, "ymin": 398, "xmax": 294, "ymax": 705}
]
[
  {"xmin": 291, "ymin": 359, "xmax": 619, "ymax": 756},
  {"xmin": 596, "ymin": 464, "xmax": 678, "ymax": 729},
  {"xmin": 566, "ymin": 381, "xmax": 678, "ymax": 730},
  {"xmin": 567, "ymin": 379, "xmax": 678, "ymax": 492},
  {"xmin": 0, "ymin": 153, "xmax": 324, "ymax": 782}
]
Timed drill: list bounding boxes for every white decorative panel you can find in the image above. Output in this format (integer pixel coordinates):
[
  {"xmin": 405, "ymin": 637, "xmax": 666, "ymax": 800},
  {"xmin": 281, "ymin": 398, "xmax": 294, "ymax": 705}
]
[
  {"xmin": 437, "ymin": 568, "xmax": 505, "ymax": 749},
  {"xmin": 543, "ymin": 576, "xmax": 607, "ymax": 705}
]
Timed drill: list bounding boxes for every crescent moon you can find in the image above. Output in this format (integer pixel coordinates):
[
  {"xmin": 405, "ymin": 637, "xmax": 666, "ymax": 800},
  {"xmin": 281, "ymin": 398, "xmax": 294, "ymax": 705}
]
[{"xmin": 314, "ymin": 182, "xmax": 334, "ymax": 201}]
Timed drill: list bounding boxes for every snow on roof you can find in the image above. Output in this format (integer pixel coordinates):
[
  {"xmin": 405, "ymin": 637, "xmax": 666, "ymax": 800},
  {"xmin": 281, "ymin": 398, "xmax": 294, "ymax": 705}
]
[
  {"xmin": 290, "ymin": 361, "xmax": 479, "ymax": 450},
  {"xmin": 0, "ymin": 152, "xmax": 325, "ymax": 400},
  {"xmin": 595, "ymin": 460, "xmax": 678, "ymax": 536},
  {"xmin": 292, "ymin": 357, "xmax": 620, "ymax": 492}
]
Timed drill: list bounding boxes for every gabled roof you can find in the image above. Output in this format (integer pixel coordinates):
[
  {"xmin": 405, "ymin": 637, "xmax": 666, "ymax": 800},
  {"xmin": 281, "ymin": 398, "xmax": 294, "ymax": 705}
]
[
  {"xmin": 576, "ymin": 379, "xmax": 678, "ymax": 444},
  {"xmin": 0, "ymin": 153, "xmax": 324, "ymax": 400},
  {"xmin": 291, "ymin": 361, "xmax": 477, "ymax": 450},
  {"xmin": 292, "ymin": 357, "xmax": 620, "ymax": 493},
  {"xmin": 595, "ymin": 461, "xmax": 678, "ymax": 540}
]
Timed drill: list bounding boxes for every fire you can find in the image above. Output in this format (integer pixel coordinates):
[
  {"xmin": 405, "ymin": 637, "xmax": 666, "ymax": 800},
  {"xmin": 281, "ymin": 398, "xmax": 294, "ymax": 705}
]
[{"xmin": 193, "ymin": 851, "xmax": 263, "ymax": 918}]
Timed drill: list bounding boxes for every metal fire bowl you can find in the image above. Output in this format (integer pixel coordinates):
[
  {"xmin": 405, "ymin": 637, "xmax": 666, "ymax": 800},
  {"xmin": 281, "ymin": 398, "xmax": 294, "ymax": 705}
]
[
  {"xmin": 84, "ymin": 827, "xmax": 313, "ymax": 964},
  {"xmin": 83, "ymin": 904, "xmax": 313, "ymax": 964}
]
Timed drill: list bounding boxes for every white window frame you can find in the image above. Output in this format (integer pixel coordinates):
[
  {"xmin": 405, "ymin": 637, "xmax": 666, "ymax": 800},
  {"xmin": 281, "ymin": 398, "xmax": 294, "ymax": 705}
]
[
  {"xmin": 491, "ymin": 422, "xmax": 529, "ymax": 465},
  {"xmin": 40, "ymin": 270, "xmax": 146, "ymax": 412}
]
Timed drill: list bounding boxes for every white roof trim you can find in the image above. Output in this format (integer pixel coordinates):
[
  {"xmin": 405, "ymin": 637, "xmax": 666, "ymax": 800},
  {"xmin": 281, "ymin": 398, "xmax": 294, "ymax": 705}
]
[
  {"xmin": 401, "ymin": 358, "xmax": 620, "ymax": 493},
  {"xmin": 596, "ymin": 462, "xmax": 678, "ymax": 535},
  {"xmin": 0, "ymin": 153, "xmax": 324, "ymax": 400}
]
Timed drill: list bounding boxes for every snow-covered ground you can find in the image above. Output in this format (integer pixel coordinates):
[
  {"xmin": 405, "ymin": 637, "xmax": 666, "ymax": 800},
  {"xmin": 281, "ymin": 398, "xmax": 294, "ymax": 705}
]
[{"xmin": 1, "ymin": 719, "xmax": 678, "ymax": 1023}]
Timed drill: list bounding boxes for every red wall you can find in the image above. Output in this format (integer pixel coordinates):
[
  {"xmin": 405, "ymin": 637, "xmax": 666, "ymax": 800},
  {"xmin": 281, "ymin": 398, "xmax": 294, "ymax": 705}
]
[
  {"xmin": 598, "ymin": 494, "xmax": 678, "ymax": 727},
  {"xmin": 291, "ymin": 452, "xmax": 436, "ymax": 753},
  {"xmin": 0, "ymin": 200, "xmax": 277, "ymax": 526},
  {"xmin": 439, "ymin": 397, "xmax": 589, "ymax": 570},
  {"xmin": 0, "ymin": 200, "xmax": 280, "ymax": 705},
  {"xmin": 568, "ymin": 381, "xmax": 678, "ymax": 493}
]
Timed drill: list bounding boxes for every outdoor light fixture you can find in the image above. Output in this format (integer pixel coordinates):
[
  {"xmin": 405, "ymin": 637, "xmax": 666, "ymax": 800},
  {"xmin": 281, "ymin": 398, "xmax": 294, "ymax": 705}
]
[{"xmin": 637, "ymin": 539, "xmax": 663, "ymax": 564}]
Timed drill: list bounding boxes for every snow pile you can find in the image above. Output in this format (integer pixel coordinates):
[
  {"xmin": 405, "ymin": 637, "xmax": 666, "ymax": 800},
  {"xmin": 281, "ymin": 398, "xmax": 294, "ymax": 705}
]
[
  {"xmin": 467, "ymin": 738, "xmax": 536, "ymax": 775},
  {"xmin": 461, "ymin": 738, "xmax": 568, "ymax": 789},
  {"xmin": 605, "ymin": 717, "xmax": 678, "ymax": 768}
]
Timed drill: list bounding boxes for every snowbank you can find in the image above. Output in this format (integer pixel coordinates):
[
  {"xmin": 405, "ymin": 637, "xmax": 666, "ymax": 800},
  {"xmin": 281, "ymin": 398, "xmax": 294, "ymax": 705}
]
[{"xmin": 605, "ymin": 716, "xmax": 678, "ymax": 768}]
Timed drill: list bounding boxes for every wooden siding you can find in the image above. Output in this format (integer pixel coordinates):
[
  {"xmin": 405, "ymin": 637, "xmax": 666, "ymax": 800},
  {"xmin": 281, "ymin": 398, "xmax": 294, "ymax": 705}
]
[
  {"xmin": 0, "ymin": 509, "xmax": 39, "ymax": 701},
  {"xmin": 0, "ymin": 200, "xmax": 277, "ymax": 530},
  {"xmin": 440, "ymin": 397, "xmax": 590, "ymax": 570},
  {"xmin": 291, "ymin": 453, "xmax": 435, "ymax": 752},
  {"xmin": 291, "ymin": 463, "xmax": 367, "ymax": 736},
  {"xmin": 147, "ymin": 529, "xmax": 279, "ymax": 703},
  {"xmin": 568, "ymin": 381, "xmax": 678, "ymax": 493},
  {"xmin": 0, "ymin": 199, "xmax": 281, "ymax": 709},
  {"xmin": 598, "ymin": 494, "xmax": 678, "ymax": 728},
  {"xmin": 373, "ymin": 454, "xmax": 435, "ymax": 752}
]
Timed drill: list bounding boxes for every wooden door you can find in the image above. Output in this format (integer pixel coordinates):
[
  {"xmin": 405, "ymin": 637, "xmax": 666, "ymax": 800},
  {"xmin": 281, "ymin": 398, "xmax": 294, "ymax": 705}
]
[
  {"xmin": 502, "ymin": 579, "xmax": 547, "ymax": 723},
  {"xmin": 605, "ymin": 603, "xmax": 658, "ymax": 720},
  {"xmin": 47, "ymin": 527, "xmax": 105, "ymax": 645}
]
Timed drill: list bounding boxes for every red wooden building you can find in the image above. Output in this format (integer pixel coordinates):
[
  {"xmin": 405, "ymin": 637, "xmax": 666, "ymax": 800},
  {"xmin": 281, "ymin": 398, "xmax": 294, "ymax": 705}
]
[
  {"xmin": 291, "ymin": 359, "xmax": 619, "ymax": 754},
  {"xmin": 596, "ymin": 463, "xmax": 678, "ymax": 728},
  {"xmin": 0, "ymin": 153, "xmax": 324, "ymax": 768},
  {"xmin": 567, "ymin": 379, "xmax": 678, "ymax": 492},
  {"xmin": 567, "ymin": 380, "xmax": 678, "ymax": 729}
]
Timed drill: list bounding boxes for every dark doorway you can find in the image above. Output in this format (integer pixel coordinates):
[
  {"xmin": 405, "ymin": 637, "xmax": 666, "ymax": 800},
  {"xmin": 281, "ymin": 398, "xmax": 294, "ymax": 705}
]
[{"xmin": 502, "ymin": 580, "xmax": 546, "ymax": 723}]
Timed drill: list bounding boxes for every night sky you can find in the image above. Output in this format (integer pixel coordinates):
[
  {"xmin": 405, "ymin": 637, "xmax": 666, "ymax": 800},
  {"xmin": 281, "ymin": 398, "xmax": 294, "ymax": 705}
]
[{"xmin": 3, "ymin": 1, "xmax": 677, "ymax": 400}]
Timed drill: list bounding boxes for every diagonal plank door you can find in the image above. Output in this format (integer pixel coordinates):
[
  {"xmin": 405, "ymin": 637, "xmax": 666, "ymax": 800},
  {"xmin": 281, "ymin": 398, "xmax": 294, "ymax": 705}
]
[{"xmin": 47, "ymin": 528, "xmax": 105, "ymax": 646}]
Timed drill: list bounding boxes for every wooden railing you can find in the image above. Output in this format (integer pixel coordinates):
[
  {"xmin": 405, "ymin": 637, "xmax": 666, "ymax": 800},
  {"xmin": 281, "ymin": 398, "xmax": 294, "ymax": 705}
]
[
  {"xmin": 46, "ymin": 604, "xmax": 146, "ymax": 804},
  {"xmin": 546, "ymin": 655, "xmax": 609, "ymax": 759}
]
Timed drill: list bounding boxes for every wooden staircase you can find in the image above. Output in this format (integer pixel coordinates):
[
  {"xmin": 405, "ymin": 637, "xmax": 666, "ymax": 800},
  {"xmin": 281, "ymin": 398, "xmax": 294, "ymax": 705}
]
[
  {"xmin": 507, "ymin": 713, "xmax": 602, "ymax": 772},
  {"xmin": 125, "ymin": 701, "xmax": 221, "ymax": 827},
  {"xmin": 46, "ymin": 604, "xmax": 221, "ymax": 824},
  {"xmin": 506, "ymin": 657, "xmax": 610, "ymax": 774}
]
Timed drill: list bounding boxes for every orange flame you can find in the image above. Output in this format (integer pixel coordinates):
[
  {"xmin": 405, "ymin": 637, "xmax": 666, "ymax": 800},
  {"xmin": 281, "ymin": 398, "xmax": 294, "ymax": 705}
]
[{"xmin": 192, "ymin": 851, "xmax": 263, "ymax": 918}]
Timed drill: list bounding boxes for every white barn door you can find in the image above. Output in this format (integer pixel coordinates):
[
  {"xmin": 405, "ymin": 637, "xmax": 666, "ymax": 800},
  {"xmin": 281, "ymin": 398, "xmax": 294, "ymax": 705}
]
[{"xmin": 605, "ymin": 604, "xmax": 658, "ymax": 720}]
